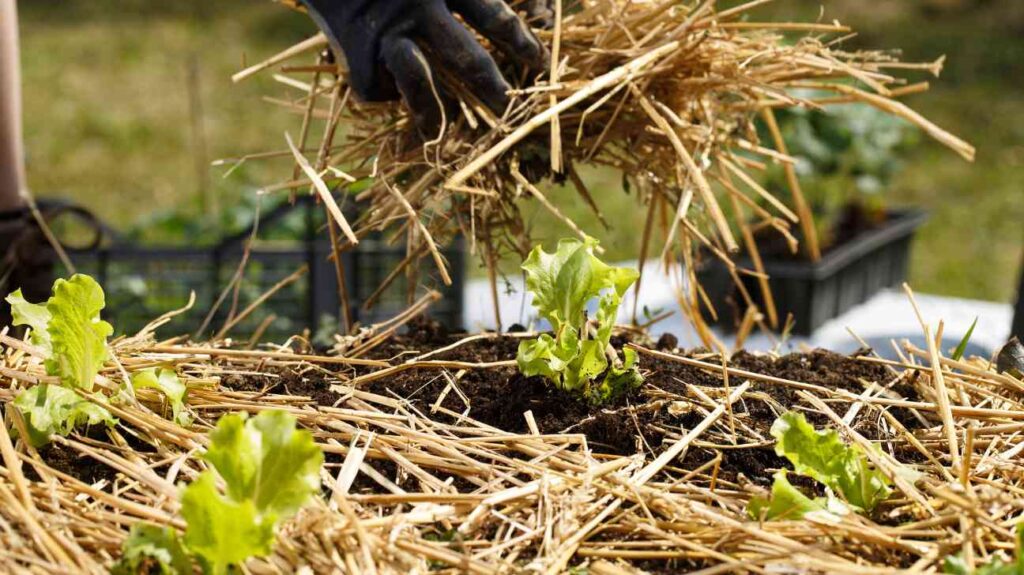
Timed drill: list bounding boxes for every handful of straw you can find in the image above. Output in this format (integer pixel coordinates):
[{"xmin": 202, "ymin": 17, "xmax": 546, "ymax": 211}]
[{"xmin": 239, "ymin": 0, "xmax": 973, "ymax": 337}]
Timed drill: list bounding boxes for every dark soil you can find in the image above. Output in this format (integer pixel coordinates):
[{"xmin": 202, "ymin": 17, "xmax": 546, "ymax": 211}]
[
  {"xmin": 41, "ymin": 317, "xmax": 925, "ymax": 491},
  {"xmin": 222, "ymin": 367, "xmax": 343, "ymax": 407},
  {"xmin": 282, "ymin": 318, "xmax": 923, "ymax": 489},
  {"xmin": 27, "ymin": 437, "xmax": 120, "ymax": 485}
]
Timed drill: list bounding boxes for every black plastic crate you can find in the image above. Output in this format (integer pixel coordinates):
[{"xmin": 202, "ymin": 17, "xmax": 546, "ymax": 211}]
[
  {"xmin": 699, "ymin": 209, "xmax": 927, "ymax": 336},
  {"xmin": 63, "ymin": 196, "xmax": 464, "ymax": 341}
]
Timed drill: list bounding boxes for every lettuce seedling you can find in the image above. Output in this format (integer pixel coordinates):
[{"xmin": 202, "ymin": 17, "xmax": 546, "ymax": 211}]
[
  {"xmin": 13, "ymin": 384, "xmax": 116, "ymax": 448},
  {"xmin": 7, "ymin": 274, "xmax": 113, "ymax": 391},
  {"xmin": 748, "ymin": 471, "xmax": 832, "ymax": 521},
  {"xmin": 748, "ymin": 412, "xmax": 893, "ymax": 520},
  {"xmin": 111, "ymin": 524, "xmax": 191, "ymax": 575},
  {"xmin": 115, "ymin": 410, "xmax": 323, "ymax": 575},
  {"xmin": 132, "ymin": 368, "xmax": 191, "ymax": 427},
  {"xmin": 517, "ymin": 237, "xmax": 643, "ymax": 404},
  {"xmin": 6, "ymin": 275, "xmax": 117, "ymax": 445}
]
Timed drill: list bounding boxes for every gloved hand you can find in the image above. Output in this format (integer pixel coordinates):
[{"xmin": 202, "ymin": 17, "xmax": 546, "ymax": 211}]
[{"xmin": 298, "ymin": 0, "xmax": 550, "ymax": 138}]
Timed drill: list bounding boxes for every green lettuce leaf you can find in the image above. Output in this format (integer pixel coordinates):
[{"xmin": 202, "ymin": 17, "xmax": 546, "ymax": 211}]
[
  {"xmin": 45, "ymin": 275, "xmax": 113, "ymax": 390},
  {"xmin": 181, "ymin": 472, "xmax": 275, "ymax": 575},
  {"xmin": 592, "ymin": 347, "xmax": 644, "ymax": 404},
  {"xmin": 13, "ymin": 384, "xmax": 116, "ymax": 447},
  {"xmin": 132, "ymin": 368, "xmax": 190, "ymax": 426},
  {"xmin": 176, "ymin": 411, "xmax": 322, "ymax": 573},
  {"xmin": 5, "ymin": 289, "xmax": 52, "ymax": 353},
  {"xmin": 517, "ymin": 237, "xmax": 642, "ymax": 404},
  {"xmin": 747, "ymin": 471, "xmax": 833, "ymax": 521},
  {"xmin": 112, "ymin": 523, "xmax": 192, "ymax": 575},
  {"xmin": 943, "ymin": 556, "xmax": 1018, "ymax": 575},
  {"xmin": 203, "ymin": 411, "xmax": 323, "ymax": 520},
  {"xmin": 522, "ymin": 237, "xmax": 638, "ymax": 330},
  {"xmin": 517, "ymin": 333, "xmax": 568, "ymax": 384},
  {"xmin": 562, "ymin": 337, "xmax": 608, "ymax": 394},
  {"xmin": 772, "ymin": 412, "xmax": 892, "ymax": 511}
]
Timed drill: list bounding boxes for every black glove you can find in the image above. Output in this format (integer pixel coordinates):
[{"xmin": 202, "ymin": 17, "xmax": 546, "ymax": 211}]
[{"xmin": 298, "ymin": 0, "xmax": 549, "ymax": 138}]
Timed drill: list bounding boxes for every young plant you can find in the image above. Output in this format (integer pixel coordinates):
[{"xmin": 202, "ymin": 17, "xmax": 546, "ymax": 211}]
[
  {"xmin": 516, "ymin": 237, "xmax": 643, "ymax": 404},
  {"xmin": 749, "ymin": 412, "xmax": 895, "ymax": 520},
  {"xmin": 6, "ymin": 274, "xmax": 117, "ymax": 446},
  {"xmin": 13, "ymin": 385, "xmax": 117, "ymax": 448},
  {"xmin": 6, "ymin": 275, "xmax": 193, "ymax": 445},
  {"xmin": 7, "ymin": 274, "xmax": 113, "ymax": 391},
  {"xmin": 114, "ymin": 410, "xmax": 323, "ymax": 574},
  {"xmin": 952, "ymin": 317, "xmax": 979, "ymax": 361},
  {"xmin": 132, "ymin": 368, "xmax": 191, "ymax": 427}
]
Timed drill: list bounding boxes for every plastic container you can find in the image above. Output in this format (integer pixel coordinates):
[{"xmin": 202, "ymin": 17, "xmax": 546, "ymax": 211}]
[
  {"xmin": 699, "ymin": 209, "xmax": 928, "ymax": 336},
  {"xmin": 65, "ymin": 196, "xmax": 464, "ymax": 340}
]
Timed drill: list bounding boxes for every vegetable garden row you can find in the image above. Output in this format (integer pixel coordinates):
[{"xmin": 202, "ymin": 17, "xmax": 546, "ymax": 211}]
[{"xmin": 2, "ymin": 240, "xmax": 1023, "ymax": 572}]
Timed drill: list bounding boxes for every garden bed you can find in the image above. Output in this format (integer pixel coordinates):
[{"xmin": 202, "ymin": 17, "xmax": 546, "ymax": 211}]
[{"xmin": 2, "ymin": 315, "xmax": 1023, "ymax": 573}]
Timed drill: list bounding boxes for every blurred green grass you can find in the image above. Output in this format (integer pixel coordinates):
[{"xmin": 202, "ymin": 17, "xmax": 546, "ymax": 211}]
[{"xmin": 18, "ymin": 0, "xmax": 1024, "ymax": 302}]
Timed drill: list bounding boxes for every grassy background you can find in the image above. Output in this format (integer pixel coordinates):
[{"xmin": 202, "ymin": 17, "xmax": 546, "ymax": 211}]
[{"xmin": 17, "ymin": 0, "xmax": 1024, "ymax": 302}]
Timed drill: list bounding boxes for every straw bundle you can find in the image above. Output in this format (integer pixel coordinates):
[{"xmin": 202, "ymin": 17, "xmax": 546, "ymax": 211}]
[{"xmin": 235, "ymin": 0, "xmax": 972, "ymax": 337}]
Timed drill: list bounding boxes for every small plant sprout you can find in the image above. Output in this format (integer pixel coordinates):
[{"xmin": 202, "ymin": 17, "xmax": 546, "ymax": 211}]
[
  {"xmin": 6, "ymin": 274, "xmax": 117, "ymax": 446},
  {"xmin": 516, "ymin": 237, "xmax": 643, "ymax": 404},
  {"xmin": 749, "ymin": 412, "xmax": 900, "ymax": 521},
  {"xmin": 6, "ymin": 274, "xmax": 193, "ymax": 446},
  {"xmin": 115, "ymin": 410, "xmax": 324, "ymax": 574},
  {"xmin": 952, "ymin": 317, "xmax": 979, "ymax": 361}
]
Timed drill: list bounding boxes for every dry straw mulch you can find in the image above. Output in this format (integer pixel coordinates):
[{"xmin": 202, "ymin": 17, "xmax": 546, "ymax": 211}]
[
  {"xmin": 1, "ymin": 290, "xmax": 1023, "ymax": 573},
  {"xmin": 232, "ymin": 0, "xmax": 972, "ymax": 340}
]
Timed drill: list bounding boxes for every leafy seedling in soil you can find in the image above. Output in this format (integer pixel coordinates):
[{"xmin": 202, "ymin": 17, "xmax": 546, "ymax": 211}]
[
  {"xmin": 111, "ymin": 524, "xmax": 191, "ymax": 575},
  {"xmin": 7, "ymin": 275, "xmax": 196, "ymax": 447},
  {"xmin": 747, "ymin": 470, "xmax": 842, "ymax": 521},
  {"xmin": 132, "ymin": 368, "xmax": 191, "ymax": 427},
  {"xmin": 516, "ymin": 237, "xmax": 643, "ymax": 405},
  {"xmin": 7, "ymin": 274, "xmax": 113, "ymax": 391},
  {"xmin": 114, "ymin": 410, "xmax": 323, "ymax": 575},
  {"xmin": 748, "ymin": 412, "xmax": 895, "ymax": 520},
  {"xmin": 6, "ymin": 274, "xmax": 117, "ymax": 446},
  {"xmin": 13, "ymin": 385, "xmax": 116, "ymax": 448}
]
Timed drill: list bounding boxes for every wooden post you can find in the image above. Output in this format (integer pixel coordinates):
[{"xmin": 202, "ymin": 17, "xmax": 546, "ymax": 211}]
[{"xmin": 0, "ymin": 0, "xmax": 26, "ymax": 211}]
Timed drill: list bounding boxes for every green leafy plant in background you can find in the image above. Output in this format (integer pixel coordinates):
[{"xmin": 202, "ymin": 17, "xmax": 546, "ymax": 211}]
[
  {"xmin": 748, "ymin": 412, "xmax": 894, "ymax": 520},
  {"xmin": 775, "ymin": 100, "xmax": 918, "ymax": 194},
  {"xmin": 766, "ymin": 99, "xmax": 920, "ymax": 250},
  {"xmin": 516, "ymin": 237, "xmax": 643, "ymax": 405},
  {"xmin": 115, "ymin": 410, "xmax": 323, "ymax": 575},
  {"xmin": 944, "ymin": 524, "xmax": 1024, "ymax": 575},
  {"xmin": 5, "ymin": 275, "xmax": 117, "ymax": 446}
]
